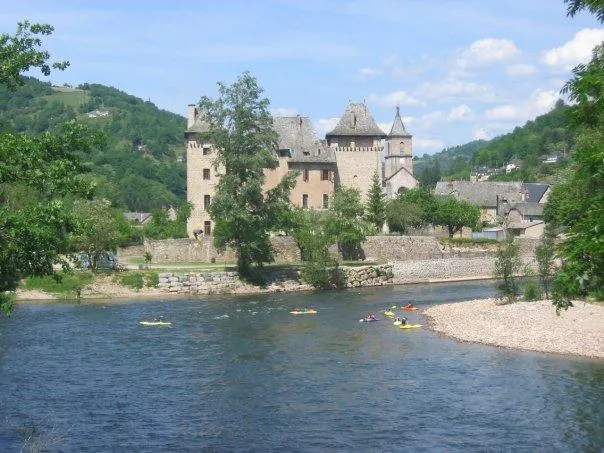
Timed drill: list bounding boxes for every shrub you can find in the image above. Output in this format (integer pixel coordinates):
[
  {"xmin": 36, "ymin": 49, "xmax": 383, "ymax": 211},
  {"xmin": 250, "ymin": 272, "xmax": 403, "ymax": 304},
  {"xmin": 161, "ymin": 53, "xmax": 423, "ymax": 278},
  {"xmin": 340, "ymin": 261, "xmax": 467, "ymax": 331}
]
[
  {"xmin": 120, "ymin": 272, "xmax": 144, "ymax": 290},
  {"xmin": 146, "ymin": 272, "xmax": 159, "ymax": 287},
  {"xmin": 523, "ymin": 275, "xmax": 542, "ymax": 301}
]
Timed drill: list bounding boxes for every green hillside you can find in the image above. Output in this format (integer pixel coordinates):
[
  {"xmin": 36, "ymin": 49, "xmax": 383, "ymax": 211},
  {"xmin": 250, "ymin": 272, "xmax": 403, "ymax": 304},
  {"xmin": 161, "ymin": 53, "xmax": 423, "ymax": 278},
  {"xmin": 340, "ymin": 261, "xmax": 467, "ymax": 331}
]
[
  {"xmin": 0, "ymin": 77, "xmax": 187, "ymax": 211},
  {"xmin": 414, "ymin": 100, "xmax": 574, "ymax": 186}
]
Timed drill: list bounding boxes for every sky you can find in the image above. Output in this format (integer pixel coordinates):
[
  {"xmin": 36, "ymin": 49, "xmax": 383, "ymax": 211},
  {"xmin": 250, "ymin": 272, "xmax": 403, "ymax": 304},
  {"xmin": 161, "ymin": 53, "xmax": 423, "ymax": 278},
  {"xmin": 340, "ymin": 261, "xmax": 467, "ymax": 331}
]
[{"xmin": 2, "ymin": 0, "xmax": 603, "ymax": 155}]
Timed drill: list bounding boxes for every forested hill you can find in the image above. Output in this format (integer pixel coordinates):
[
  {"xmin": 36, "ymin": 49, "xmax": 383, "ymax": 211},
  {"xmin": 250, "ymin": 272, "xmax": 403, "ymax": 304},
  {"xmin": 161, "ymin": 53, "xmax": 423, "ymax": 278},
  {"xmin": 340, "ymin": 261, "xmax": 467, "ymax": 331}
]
[
  {"xmin": 414, "ymin": 100, "xmax": 573, "ymax": 186},
  {"xmin": 0, "ymin": 77, "xmax": 187, "ymax": 211}
]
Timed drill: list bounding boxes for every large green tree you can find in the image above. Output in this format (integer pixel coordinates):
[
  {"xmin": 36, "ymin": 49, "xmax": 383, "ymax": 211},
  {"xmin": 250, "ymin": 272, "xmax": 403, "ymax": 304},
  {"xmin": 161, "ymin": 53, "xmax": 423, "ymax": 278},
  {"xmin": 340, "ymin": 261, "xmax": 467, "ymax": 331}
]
[
  {"xmin": 544, "ymin": 3, "xmax": 604, "ymax": 311},
  {"xmin": 0, "ymin": 123, "xmax": 95, "ymax": 313},
  {"xmin": 325, "ymin": 187, "xmax": 370, "ymax": 260},
  {"xmin": 199, "ymin": 72, "xmax": 296, "ymax": 276}
]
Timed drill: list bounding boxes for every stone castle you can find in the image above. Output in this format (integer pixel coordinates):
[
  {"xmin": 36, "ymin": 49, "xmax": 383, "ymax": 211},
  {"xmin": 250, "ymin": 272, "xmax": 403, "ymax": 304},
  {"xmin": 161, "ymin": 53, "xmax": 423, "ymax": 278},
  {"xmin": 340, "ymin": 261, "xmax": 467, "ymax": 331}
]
[{"xmin": 186, "ymin": 102, "xmax": 417, "ymax": 237}]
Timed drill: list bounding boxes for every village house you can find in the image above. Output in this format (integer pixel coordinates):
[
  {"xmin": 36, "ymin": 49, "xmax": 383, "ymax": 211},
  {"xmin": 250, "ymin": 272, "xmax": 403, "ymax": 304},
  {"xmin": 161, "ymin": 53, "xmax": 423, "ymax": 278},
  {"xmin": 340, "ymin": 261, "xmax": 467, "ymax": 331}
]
[
  {"xmin": 185, "ymin": 102, "xmax": 417, "ymax": 237},
  {"xmin": 434, "ymin": 180, "xmax": 551, "ymax": 237}
]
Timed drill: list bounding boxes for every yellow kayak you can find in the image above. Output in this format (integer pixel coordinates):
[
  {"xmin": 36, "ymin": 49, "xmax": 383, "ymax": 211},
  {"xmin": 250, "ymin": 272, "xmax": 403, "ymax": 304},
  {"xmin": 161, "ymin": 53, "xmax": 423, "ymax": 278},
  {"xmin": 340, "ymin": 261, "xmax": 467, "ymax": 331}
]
[
  {"xmin": 393, "ymin": 320, "xmax": 402, "ymax": 326},
  {"xmin": 139, "ymin": 321, "xmax": 172, "ymax": 327},
  {"xmin": 384, "ymin": 310, "xmax": 395, "ymax": 318},
  {"xmin": 399, "ymin": 323, "xmax": 422, "ymax": 330},
  {"xmin": 290, "ymin": 309, "xmax": 317, "ymax": 315}
]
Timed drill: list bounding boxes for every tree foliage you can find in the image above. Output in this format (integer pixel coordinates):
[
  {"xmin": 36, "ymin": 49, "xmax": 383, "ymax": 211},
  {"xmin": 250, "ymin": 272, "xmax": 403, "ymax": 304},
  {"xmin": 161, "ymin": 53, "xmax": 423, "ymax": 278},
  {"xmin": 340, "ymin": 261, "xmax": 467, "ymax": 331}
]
[
  {"xmin": 200, "ymin": 72, "xmax": 296, "ymax": 276},
  {"xmin": 0, "ymin": 123, "xmax": 95, "ymax": 314},
  {"xmin": 0, "ymin": 21, "xmax": 69, "ymax": 89},
  {"xmin": 545, "ymin": 5, "xmax": 604, "ymax": 311},
  {"xmin": 433, "ymin": 196, "xmax": 480, "ymax": 237},
  {"xmin": 365, "ymin": 171, "xmax": 386, "ymax": 231},
  {"xmin": 325, "ymin": 187, "xmax": 369, "ymax": 260},
  {"xmin": 493, "ymin": 239, "xmax": 523, "ymax": 304}
]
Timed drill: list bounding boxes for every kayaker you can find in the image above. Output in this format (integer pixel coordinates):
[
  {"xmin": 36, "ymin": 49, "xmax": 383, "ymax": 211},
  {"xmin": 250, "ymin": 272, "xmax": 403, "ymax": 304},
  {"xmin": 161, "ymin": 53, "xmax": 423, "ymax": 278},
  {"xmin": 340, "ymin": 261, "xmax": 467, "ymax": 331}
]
[
  {"xmin": 401, "ymin": 316, "xmax": 408, "ymax": 325},
  {"xmin": 404, "ymin": 303, "xmax": 415, "ymax": 309}
]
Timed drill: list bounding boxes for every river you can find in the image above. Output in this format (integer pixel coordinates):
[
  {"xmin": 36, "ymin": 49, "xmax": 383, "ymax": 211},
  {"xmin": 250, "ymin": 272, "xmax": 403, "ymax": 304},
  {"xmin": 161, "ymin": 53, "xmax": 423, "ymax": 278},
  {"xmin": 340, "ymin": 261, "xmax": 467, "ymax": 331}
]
[{"xmin": 0, "ymin": 281, "xmax": 602, "ymax": 452}]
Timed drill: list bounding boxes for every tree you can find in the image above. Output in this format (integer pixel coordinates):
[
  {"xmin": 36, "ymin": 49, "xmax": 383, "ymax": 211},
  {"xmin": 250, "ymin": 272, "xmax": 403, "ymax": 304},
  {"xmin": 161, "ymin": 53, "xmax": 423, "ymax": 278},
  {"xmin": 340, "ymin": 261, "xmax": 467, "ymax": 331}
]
[
  {"xmin": 535, "ymin": 227, "xmax": 556, "ymax": 299},
  {"xmin": 493, "ymin": 239, "xmax": 523, "ymax": 304},
  {"xmin": 386, "ymin": 198, "xmax": 425, "ymax": 234},
  {"xmin": 433, "ymin": 197, "xmax": 480, "ymax": 237},
  {"xmin": 0, "ymin": 123, "xmax": 95, "ymax": 314},
  {"xmin": 365, "ymin": 171, "xmax": 386, "ymax": 231},
  {"xmin": 199, "ymin": 72, "xmax": 296, "ymax": 277},
  {"xmin": 325, "ymin": 187, "xmax": 370, "ymax": 260},
  {"xmin": 69, "ymin": 199, "xmax": 132, "ymax": 270},
  {"xmin": 544, "ymin": 4, "xmax": 604, "ymax": 312},
  {"xmin": 0, "ymin": 21, "xmax": 69, "ymax": 89}
]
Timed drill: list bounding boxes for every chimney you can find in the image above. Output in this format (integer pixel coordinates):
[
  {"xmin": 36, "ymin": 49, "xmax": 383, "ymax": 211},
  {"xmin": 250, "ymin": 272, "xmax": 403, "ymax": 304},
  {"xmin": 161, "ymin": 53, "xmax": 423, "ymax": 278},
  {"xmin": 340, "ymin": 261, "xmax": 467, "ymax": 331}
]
[{"xmin": 187, "ymin": 104, "xmax": 197, "ymax": 129}]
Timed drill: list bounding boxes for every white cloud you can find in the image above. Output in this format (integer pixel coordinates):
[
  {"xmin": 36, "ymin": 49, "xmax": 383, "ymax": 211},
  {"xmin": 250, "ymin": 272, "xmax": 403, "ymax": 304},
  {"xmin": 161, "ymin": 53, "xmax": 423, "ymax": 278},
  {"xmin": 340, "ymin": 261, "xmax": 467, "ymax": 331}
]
[
  {"xmin": 473, "ymin": 128, "xmax": 490, "ymax": 140},
  {"xmin": 356, "ymin": 67, "xmax": 381, "ymax": 81},
  {"xmin": 414, "ymin": 137, "xmax": 445, "ymax": 151},
  {"xmin": 542, "ymin": 28, "xmax": 604, "ymax": 71},
  {"xmin": 271, "ymin": 107, "xmax": 298, "ymax": 117},
  {"xmin": 417, "ymin": 110, "xmax": 445, "ymax": 130},
  {"xmin": 367, "ymin": 90, "xmax": 423, "ymax": 107},
  {"xmin": 457, "ymin": 38, "xmax": 519, "ymax": 67},
  {"xmin": 485, "ymin": 104, "xmax": 519, "ymax": 120},
  {"xmin": 314, "ymin": 117, "xmax": 339, "ymax": 138},
  {"xmin": 418, "ymin": 79, "xmax": 496, "ymax": 101},
  {"xmin": 447, "ymin": 104, "xmax": 474, "ymax": 122},
  {"xmin": 506, "ymin": 64, "xmax": 536, "ymax": 77},
  {"xmin": 530, "ymin": 89, "xmax": 558, "ymax": 115}
]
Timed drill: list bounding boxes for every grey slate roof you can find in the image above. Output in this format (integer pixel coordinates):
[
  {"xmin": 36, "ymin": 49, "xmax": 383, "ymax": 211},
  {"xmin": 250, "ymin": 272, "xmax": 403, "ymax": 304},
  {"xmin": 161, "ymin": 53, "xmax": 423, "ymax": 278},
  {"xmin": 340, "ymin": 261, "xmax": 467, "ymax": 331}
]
[
  {"xmin": 389, "ymin": 106, "xmax": 411, "ymax": 137},
  {"xmin": 273, "ymin": 116, "xmax": 335, "ymax": 163},
  {"xmin": 326, "ymin": 102, "xmax": 386, "ymax": 138},
  {"xmin": 434, "ymin": 181, "xmax": 524, "ymax": 208},
  {"xmin": 524, "ymin": 183, "xmax": 550, "ymax": 203},
  {"xmin": 509, "ymin": 202, "xmax": 544, "ymax": 217}
]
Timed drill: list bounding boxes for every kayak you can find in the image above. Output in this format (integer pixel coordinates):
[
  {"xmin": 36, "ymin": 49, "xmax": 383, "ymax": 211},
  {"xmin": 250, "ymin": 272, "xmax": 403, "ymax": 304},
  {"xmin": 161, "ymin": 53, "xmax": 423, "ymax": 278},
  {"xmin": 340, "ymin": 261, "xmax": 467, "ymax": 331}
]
[
  {"xmin": 402, "ymin": 306, "xmax": 418, "ymax": 311},
  {"xmin": 139, "ymin": 321, "xmax": 171, "ymax": 327},
  {"xmin": 399, "ymin": 323, "xmax": 422, "ymax": 330},
  {"xmin": 359, "ymin": 318, "xmax": 378, "ymax": 322},
  {"xmin": 393, "ymin": 320, "xmax": 402, "ymax": 326},
  {"xmin": 384, "ymin": 310, "xmax": 395, "ymax": 318},
  {"xmin": 290, "ymin": 309, "xmax": 317, "ymax": 315}
]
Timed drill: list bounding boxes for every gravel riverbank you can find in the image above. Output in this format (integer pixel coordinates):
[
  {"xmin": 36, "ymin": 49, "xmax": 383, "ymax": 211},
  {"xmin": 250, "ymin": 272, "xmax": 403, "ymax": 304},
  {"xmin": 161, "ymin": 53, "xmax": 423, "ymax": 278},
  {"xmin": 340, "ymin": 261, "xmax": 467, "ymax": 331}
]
[{"xmin": 424, "ymin": 299, "xmax": 604, "ymax": 359}]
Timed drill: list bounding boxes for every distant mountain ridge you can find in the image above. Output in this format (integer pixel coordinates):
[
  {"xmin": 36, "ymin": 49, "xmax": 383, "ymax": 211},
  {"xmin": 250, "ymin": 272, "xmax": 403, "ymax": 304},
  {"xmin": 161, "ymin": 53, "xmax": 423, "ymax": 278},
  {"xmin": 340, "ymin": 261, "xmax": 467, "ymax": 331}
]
[
  {"xmin": 0, "ymin": 77, "xmax": 187, "ymax": 211},
  {"xmin": 414, "ymin": 100, "xmax": 573, "ymax": 186}
]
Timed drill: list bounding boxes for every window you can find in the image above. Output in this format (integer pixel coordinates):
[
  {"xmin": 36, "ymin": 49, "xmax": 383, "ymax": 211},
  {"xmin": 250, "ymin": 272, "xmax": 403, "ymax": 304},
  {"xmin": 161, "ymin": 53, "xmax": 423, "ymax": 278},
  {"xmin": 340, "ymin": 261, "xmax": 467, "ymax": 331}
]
[
  {"xmin": 203, "ymin": 168, "xmax": 210, "ymax": 180},
  {"xmin": 302, "ymin": 194, "xmax": 309, "ymax": 208},
  {"xmin": 204, "ymin": 221, "xmax": 211, "ymax": 236},
  {"xmin": 323, "ymin": 194, "xmax": 329, "ymax": 209},
  {"xmin": 204, "ymin": 194, "xmax": 211, "ymax": 211},
  {"xmin": 303, "ymin": 169, "xmax": 309, "ymax": 182},
  {"xmin": 321, "ymin": 169, "xmax": 330, "ymax": 181},
  {"xmin": 203, "ymin": 147, "xmax": 211, "ymax": 155}
]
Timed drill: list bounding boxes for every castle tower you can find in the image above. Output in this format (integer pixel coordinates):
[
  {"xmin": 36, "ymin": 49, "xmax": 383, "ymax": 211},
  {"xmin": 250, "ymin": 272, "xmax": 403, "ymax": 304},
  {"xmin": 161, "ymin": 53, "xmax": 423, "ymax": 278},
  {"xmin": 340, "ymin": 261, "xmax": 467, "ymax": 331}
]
[
  {"xmin": 185, "ymin": 105, "xmax": 221, "ymax": 238},
  {"xmin": 385, "ymin": 106, "xmax": 413, "ymax": 180},
  {"xmin": 326, "ymin": 102, "xmax": 385, "ymax": 200}
]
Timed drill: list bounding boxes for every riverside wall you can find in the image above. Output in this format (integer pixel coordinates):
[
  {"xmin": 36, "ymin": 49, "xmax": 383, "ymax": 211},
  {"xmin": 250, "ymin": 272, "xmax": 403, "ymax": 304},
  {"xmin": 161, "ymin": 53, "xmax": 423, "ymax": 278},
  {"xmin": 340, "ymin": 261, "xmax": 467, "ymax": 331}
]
[{"xmin": 120, "ymin": 235, "xmax": 539, "ymax": 264}]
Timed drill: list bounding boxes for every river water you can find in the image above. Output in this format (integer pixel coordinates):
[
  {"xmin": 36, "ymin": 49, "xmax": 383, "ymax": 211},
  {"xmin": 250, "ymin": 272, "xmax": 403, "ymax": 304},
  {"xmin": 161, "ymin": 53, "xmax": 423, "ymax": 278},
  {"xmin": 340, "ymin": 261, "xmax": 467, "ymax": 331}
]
[{"xmin": 0, "ymin": 281, "xmax": 602, "ymax": 452}]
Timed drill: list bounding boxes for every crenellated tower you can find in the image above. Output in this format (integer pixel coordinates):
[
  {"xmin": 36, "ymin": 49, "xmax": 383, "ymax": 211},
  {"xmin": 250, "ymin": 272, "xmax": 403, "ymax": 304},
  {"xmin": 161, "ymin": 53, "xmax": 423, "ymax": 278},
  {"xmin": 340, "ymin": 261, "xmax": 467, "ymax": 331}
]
[
  {"xmin": 326, "ymin": 102, "xmax": 385, "ymax": 201},
  {"xmin": 385, "ymin": 106, "xmax": 413, "ymax": 179}
]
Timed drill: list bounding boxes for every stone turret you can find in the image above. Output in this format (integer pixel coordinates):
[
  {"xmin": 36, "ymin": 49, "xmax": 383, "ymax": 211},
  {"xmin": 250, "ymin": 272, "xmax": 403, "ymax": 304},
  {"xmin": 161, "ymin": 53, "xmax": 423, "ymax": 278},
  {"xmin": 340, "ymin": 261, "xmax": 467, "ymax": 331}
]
[
  {"xmin": 384, "ymin": 106, "xmax": 413, "ymax": 180},
  {"xmin": 327, "ymin": 102, "xmax": 385, "ymax": 201}
]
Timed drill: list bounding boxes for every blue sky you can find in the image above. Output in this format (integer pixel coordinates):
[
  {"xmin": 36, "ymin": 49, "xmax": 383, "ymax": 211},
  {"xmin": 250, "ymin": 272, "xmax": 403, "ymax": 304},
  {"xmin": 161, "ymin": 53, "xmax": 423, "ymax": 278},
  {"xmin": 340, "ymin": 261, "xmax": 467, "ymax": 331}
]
[{"xmin": 2, "ymin": 0, "xmax": 603, "ymax": 155}]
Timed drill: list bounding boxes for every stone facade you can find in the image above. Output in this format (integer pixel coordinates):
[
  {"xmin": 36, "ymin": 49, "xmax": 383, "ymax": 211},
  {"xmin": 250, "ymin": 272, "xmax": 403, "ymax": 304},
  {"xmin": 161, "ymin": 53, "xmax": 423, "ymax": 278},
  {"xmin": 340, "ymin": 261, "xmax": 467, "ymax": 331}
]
[{"xmin": 186, "ymin": 101, "xmax": 418, "ymax": 237}]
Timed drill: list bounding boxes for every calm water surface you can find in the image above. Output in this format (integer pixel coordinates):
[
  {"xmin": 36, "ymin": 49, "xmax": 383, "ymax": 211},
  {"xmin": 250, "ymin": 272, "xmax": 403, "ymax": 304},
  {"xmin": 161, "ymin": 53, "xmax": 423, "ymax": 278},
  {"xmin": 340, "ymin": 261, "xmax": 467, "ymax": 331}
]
[{"xmin": 0, "ymin": 281, "xmax": 602, "ymax": 452}]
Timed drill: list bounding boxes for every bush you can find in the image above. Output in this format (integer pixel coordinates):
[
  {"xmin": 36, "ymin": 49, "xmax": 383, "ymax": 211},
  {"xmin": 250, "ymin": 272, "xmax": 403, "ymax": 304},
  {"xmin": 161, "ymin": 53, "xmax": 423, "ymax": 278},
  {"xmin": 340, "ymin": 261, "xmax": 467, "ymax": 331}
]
[
  {"xmin": 147, "ymin": 272, "xmax": 159, "ymax": 287},
  {"xmin": 523, "ymin": 275, "xmax": 542, "ymax": 301},
  {"xmin": 120, "ymin": 272, "xmax": 144, "ymax": 290}
]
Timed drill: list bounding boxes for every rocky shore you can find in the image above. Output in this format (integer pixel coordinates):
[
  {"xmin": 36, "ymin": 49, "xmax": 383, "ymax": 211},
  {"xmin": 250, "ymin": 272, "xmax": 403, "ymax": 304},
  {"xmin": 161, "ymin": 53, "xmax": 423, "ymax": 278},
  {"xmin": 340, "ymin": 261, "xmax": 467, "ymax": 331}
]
[{"xmin": 424, "ymin": 299, "xmax": 604, "ymax": 359}]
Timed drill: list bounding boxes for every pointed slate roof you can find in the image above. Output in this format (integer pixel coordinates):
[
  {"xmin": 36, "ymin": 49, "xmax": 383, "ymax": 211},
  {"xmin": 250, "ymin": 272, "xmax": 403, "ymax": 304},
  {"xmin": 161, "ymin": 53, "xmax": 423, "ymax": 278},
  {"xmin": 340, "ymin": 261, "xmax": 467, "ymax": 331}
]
[
  {"xmin": 389, "ymin": 106, "xmax": 411, "ymax": 137},
  {"xmin": 273, "ymin": 116, "xmax": 335, "ymax": 163},
  {"xmin": 326, "ymin": 102, "xmax": 386, "ymax": 138}
]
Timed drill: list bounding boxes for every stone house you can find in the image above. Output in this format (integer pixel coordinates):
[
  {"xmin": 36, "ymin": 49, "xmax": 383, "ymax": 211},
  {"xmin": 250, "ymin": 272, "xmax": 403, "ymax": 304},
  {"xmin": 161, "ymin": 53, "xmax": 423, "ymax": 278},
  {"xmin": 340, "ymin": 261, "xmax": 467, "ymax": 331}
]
[
  {"xmin": 186, "ymin": 101, "xmax": 418, "ymax": 237},
  {"xmin": 434, "ymin": 180, "xmax": 551, "ymax": 236}
]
